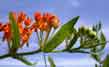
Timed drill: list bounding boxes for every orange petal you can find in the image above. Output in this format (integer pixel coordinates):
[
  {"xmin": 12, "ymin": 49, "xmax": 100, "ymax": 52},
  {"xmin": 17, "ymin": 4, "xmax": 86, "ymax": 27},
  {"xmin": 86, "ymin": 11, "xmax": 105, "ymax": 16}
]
[
  {"xmin": 17, "ymin": 11, "xmax": 26, "ymax": 23},
  {"xmin": 39, "ymin": 22, "xmax": 49, "ymax": 31},
  {"xmin": 21, "ymin": 34, "xmax": 29, "ymax": 47},
  {"xmin": 34, "ymin": 11, "xmax": 42, "ymax": 21},
  {"xmin": 24, "ymin": 17, "xmax": 31, "ymax": 26},
  {"xmin": 49, "ymin": 16, "xmax": 60, "ymax": 29}
]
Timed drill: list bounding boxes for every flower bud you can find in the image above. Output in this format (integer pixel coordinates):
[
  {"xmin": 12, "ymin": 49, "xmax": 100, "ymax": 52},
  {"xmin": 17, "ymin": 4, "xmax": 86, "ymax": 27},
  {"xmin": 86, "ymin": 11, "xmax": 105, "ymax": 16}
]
[
  {"xmin": 89, "ymin": 30, "xmax": 96, "ymax": 38},
  {"xmin": 17, "ymin": 11, "xmax": 26, "ymax": 23},
  {"xmin": 43, "ymin": 12, "xmax": 52, "ymax": 21},
  {"xmin": 34, "ymin": 11, "xmax": 42, "ymax": 21},
  {"xmin": 24, "ymin": 17, "xmax": 31, "ymax": 26},
  {"xmin": 48, "ymin": 16, "xmax": 60, "ymax": 29},
  {"xmin": 78, "ymin": 26, "xmax": 85, "ymax": 35}
]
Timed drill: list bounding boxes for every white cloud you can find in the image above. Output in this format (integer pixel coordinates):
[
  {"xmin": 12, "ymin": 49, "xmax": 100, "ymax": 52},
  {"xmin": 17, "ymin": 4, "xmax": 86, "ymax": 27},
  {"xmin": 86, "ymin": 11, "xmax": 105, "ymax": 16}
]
[{"xmin": 70, "ymin": 0, "xmax": 80, "ymax": 8}]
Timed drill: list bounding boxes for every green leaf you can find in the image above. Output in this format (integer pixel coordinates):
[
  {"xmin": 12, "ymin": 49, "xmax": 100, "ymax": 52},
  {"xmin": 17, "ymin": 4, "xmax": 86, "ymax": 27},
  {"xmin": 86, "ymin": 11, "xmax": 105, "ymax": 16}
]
[
  {"xmin": 9, "ymin": 12, "xmax": 20, "ymax": 49},
  {"xmin": 65, "ymin": 32, "xmax": 78, "ymax": 50},
  {"xmin": 91, "ymin": 53, "xmax": 100, "ymax": 62},
  {"xmin": 48, "ymin": 56, "xmax": 56, "ymax": 67},
  {"xmin": 44, "ymin": 16, "xmax": 79, "ymax": 52},
  {"xmin": 99, "ymin": 32, "xmax": 106, "ymax": 51},
  {"xmin": 14, "ymin": 56, "xmax": 34, "ymax": 66},
  {"xmin": 80, "ymin": 36, "xmax": 99, "ymax": 49},
  {"xmin": 92, "ymin": 21, "xmax": 102, "ymax": 32},
  {"xmin": 103, "ymin": 55, "xmax": 109, "ymax": 67}
]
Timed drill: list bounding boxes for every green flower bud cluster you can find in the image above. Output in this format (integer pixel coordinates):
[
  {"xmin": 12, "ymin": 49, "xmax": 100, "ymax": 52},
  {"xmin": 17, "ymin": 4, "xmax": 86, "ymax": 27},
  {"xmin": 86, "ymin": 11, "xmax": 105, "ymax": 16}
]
[
  {"xmin": 78, "ymin": 26, "xmax": 99, "ymax": 48},
  {"xmin": 78, "ymin": 26, "xmax": 97, "ymax": 39}
]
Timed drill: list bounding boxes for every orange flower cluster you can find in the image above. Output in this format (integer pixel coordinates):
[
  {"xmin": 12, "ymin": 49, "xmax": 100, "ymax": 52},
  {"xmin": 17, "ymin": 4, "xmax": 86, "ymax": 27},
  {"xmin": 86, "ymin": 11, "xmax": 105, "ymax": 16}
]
[
  {"xmin": 34, "ymin": 12, "xmax": 60, "ymax": 31},
  {"xmin": 0, "ymin": 11, "xmax": 60, "ymax": 47}
]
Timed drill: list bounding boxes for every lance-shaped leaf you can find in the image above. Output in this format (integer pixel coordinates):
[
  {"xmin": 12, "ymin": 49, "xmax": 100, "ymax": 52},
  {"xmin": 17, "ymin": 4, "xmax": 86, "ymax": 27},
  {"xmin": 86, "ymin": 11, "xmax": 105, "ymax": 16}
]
[
  {"xmin": 9, "ymin": 12, "xmax": 20, "ymax": 49},
  {"xmin": 65, "ymin": 32, "xmax": 78, "ymax": 50},
  {"xmin": 48, "ymin": 56, "xmax": 56, "ymax": 67},
  {"xmin": 103, "ymin": 55, "xmax": 109, "ymax": 67},
  {"xmin": 44, "ymin": 16, "xmax": 79, "ymax": 52},
  {"xmin": 99, "ymin": 32, "xmax": 106, "ymax": 51}
]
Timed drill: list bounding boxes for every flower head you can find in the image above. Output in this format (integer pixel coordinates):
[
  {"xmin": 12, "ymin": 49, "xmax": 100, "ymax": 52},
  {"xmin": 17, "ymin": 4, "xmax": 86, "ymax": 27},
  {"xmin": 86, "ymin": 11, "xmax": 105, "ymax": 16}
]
[
  {"xmin": 24, "ymin": 17, "xmax": 31, "ymax": 26},
  {"xmin": 2, "ymin": 23, "xmax": 11, "ymax": 42},
  {"xmin": 0, "ymin": 11, "xmax": 60, "ymax": 48},
  {"xmin": 49, "ymin": 16, "xmax": 60, "ymax": 29},
  {"xmin": 34, "ymin": 11, "xmax": 42, "ymax": 21},
  {"xmin": 17, "ymin": 11, "xmax": 26, "ymax": 23}
]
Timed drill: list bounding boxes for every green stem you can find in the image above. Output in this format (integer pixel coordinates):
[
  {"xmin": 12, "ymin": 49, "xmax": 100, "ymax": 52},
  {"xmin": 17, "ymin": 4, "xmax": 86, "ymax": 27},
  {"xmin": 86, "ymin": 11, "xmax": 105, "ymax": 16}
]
[
  {"xmin": 36, "ymin": 31, "xmax": 41, "ymax": 46},
  {"xmin": 43, "ymin": 53, "xmax": 47, "ymax": 67},
  {"xmin": 52, "ymin": 50, "xmax": 90, "ymax": 54},
  {"xmin": 42, "ymin": 30, "xmax": 51, "ymax": 48},
  {"xmin": 0, "ymin": 54, "xmax": 10, "ymax": 59},
  {"xmin": 68, "ymin": 50, "xmax": 90, "ymax": 54},
  {"xmin": 0, "ymin": 49, "xmax": 41, "ymax": 59},
  {"xmin": 42, "ymin": 29, "xmax": 51, "ymax": 67},
  {"xmin": 40, "ymin": 31, "xmax": 43, "ymax": 42},
  {"xmin": 17, "ymin": 49, "xmax": 41, "ymax": 56}
]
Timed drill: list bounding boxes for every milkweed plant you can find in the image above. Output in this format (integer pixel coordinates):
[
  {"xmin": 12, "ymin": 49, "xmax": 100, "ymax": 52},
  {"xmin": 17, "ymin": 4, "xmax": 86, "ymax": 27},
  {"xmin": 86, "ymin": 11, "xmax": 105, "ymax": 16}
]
[{"xmin": 0, "ymin": 11, "xmax": 108, "ymax": 67}]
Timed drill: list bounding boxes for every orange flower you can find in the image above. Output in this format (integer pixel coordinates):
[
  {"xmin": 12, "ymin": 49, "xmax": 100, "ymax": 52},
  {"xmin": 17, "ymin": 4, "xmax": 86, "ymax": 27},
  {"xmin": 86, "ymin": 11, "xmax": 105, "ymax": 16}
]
[
  {"xmin": 3, "ymin": 23, "xmax": 10, "ymax": 33},
  {"xmin": 21, "ymin": 34, "xmax": 29, "ymax": 47},
  {"xmin": 20, "ymin": 27, "xmax": 34, "ymax": 47},
  {"xmin": 34, "ymin": 11, "xmax": 42, "ymax": 21},
  {"xmin": 23, "ymin": 28, "xmax": 29, "ymax": 34},
  {"xmin": 2, "ymin": 23, "xmax": 12, "ymax": 42},
  {"xmin": 49, "ymin": 16, "xmax": 60, "ymax": 29},
  {"xmin": 39, "ymin": 21, "xmax": 49, "ymax": 31},
  {"xmin": 43, "ymin": 12, "xmax": 52, "ymax": 22},
  {"xmin": 43, "ymin": 12, "xmax": 60, "ymax": 29},
  {"xmin": 17, "ymin": 11, "xmax": 26, "ymax": 23},
  {"xmin": 24, "ymin": 17, "xmax": 31, "ymax": 26},
  {"xmin": 20, "ymin": 28, "xmax": 29, "ymax": 47},
  {"xmin": 30, "ymin": 23, "xmax": 38, "ymax": 32},
  {"xmin": 0, "ymin": 11, "xmax": 60, "ymax": 48}
]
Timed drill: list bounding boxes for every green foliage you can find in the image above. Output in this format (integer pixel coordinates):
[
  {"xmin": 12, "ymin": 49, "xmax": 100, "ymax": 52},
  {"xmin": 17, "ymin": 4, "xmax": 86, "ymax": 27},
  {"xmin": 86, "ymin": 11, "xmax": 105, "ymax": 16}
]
[
  {"xmin": 9, "ymin": 12, "xmax": 20, "ymax": 49},
  {"xmin": 44, "ymin": 16, "xmax": 79, "ymax": 52},
  {"xmin": 48, "ymin": 56, "xmax": 56, "ymax": 67},
  {"xmin": 99, "ymin": 32, "xmax": 106, "ymax": 51},
  {"xmin": 91, "ymin": 53, "xmax": 100, "ymax": 62},
  {"xmin": 79, "ymin": 28, "xmax": 99, "ymax": 48},
  {"xmin": 65, "ymin": 32, "xmax": 79, "ymax": 50},
  {"xmin": 0, "ymin": 13, "xmax": 107, "ymax": 67},
  {"xmin": 92, "ymin": 21, "xmax": 102, "ymax": 32},
  {"xmin": 103, "ymin": 55, "xmax": 109, "ymax": 67}
]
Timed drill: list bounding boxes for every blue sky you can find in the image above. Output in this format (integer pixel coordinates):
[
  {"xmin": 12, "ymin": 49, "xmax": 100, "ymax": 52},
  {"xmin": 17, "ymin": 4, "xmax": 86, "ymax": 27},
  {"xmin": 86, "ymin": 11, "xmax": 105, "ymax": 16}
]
[{"xmin": 0, "ymin": 0, "xmax": 109, "ymax": 67}]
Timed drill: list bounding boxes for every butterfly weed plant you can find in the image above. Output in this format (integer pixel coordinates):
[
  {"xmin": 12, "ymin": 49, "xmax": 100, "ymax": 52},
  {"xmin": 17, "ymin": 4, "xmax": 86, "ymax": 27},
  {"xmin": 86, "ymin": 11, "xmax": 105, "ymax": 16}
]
[{"xmin": 0, "ymin": 11, "xmax": 108, "ymax": 67}]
